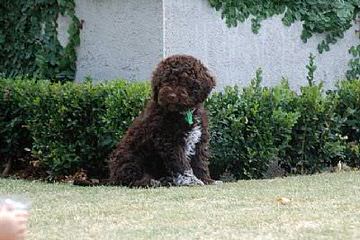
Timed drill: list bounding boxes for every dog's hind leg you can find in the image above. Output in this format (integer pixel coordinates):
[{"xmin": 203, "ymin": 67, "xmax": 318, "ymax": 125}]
[
  {"xmin": 109, "ymin": 153, "xmax": 160, "ymax": 187},
  {"xmin": 130, "ymin": 175, "xmax": 161, "ymax": 188}
]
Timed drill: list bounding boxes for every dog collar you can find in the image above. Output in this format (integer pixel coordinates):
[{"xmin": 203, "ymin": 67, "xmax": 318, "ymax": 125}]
[{"xmin": 182, "ymin": 109, "xmax": 195, "ymax": 125}]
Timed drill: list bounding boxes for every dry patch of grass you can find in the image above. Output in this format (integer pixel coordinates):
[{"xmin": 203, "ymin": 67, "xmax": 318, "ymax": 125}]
[{"xmin": 1, "ymin": 171, "xmax": 360, "ymax": 240}]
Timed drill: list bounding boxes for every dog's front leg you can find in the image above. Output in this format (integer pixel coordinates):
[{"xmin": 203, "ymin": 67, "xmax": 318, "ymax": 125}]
[
  {"xmin": 158, "ymin": 145, "xmax": 204, "ymax": 186},
  {"xmin": 172, "ymin": 168, "xmax": 204, "ymax": 186}
]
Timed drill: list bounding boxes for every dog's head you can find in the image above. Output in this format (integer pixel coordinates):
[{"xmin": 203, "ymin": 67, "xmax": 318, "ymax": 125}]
[{"xmin": 151, "ymin": 55, "xmax": 216, "ymax": 112}]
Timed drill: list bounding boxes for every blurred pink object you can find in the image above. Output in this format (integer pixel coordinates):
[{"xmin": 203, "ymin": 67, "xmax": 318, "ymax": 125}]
[{"xmin": 0, "ymin": 199, "xmax": 29, "ymax": 240}]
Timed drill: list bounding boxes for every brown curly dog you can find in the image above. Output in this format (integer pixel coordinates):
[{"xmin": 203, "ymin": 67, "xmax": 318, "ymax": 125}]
[{"xmin": 108, "ymin": 55, "xmax": 217, "ymax": 187}]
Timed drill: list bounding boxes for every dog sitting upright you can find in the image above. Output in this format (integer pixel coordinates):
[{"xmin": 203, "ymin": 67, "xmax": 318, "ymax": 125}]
[{"xmin": 109, "ymin": 55, "xmax": 216, "ymax": 187}]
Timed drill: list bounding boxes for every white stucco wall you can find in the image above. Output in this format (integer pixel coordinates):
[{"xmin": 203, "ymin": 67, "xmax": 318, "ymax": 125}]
[
  {"xmin": 163, "ymin": 0, "xmax": 359, "ymax": 90},
  {"xmin": 57, "ymin": 15, "xmax": 70, "ymax": 48},
  {"xmin": 72, "ymin": 0, "xmax": 163, "ymax": 82},
  {"xmin": 59, "ymin": 0, "xmax": 359, "ymax": 89}
]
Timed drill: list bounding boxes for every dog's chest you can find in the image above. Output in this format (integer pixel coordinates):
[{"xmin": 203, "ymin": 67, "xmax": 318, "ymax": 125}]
[{"xmin": 184, "ymin": 124, "xmax": 202, "ymax": 160}]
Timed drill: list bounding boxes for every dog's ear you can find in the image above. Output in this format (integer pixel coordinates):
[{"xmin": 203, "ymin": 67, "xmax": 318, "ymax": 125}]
[
  {"xmin": 194, "ymin": 58, "xmax": 216, "ymax": 91},
  {"xmin": 208, "ymin": 73, "xmax": 216, "ymax": 90},
  {"xmin": 151, "ymin": 79, "xmax": 159, "ymax": 101},
  {"xmin": 201, "ymin": 67, "xmax": 216, "ymax": 92},
  {"xmin": 151, "ymin": 58, "xmax": 173, "ymax": 102},
  {"xmin": 151, "ymin": 61, "xmax": 164, "ymax": 102}
]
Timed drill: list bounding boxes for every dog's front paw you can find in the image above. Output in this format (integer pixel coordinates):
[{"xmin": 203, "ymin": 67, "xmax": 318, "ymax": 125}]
[
  {"xmin": 173, "ymin": 170, "xmax": 204, "ymax": 186},
  {"xmin": 149, "ymin": 179, "xmax": 161, "ymax": 188},
  {"xmin": 201, "ymin": 178, "xmax": 223, "ymax": 185},
  {"xmin": 211, "ymin": 180, "xmax": 223, "ymax": 185}
]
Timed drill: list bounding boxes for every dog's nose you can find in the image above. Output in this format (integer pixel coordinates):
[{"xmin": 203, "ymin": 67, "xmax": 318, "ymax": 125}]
[{"xmin": 168, "ymin": 93, "xmax": 178, "ymax": 103}]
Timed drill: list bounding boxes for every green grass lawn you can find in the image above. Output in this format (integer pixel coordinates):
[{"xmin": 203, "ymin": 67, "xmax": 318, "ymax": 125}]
[{"xmin": 1, "ymin": 171, "xmax": 360, "ymax": 240}]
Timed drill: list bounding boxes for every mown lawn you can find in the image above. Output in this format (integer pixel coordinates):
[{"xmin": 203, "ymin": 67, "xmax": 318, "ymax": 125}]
[{"xmin": 0, "ymin": 171, "xmax": 359, "ymax": 240}]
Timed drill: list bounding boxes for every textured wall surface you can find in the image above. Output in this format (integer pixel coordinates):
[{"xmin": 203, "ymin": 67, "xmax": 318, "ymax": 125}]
[
  {"xmin": 61, "ymin": 0, "xmax": 359, "ymax": 89},
  {"xmin": 57, "ymin": 15, "xmax": 70, "ymax": 48},
  {"xmin": 73, "ymin": 0, "xmax": 163, "ymax": 82},
  {"xmin": 164, "ymin": 0, "xmax": 358, "ymax": 90}
]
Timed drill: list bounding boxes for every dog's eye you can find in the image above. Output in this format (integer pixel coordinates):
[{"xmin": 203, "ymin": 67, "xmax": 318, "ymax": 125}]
[
  {"xmin": 191, "ymin": 82, "xmax": 200, "ymax": 92},
  {"xmin": 180, "ymin": 92, "xmax": 188, "ymax": 98}
]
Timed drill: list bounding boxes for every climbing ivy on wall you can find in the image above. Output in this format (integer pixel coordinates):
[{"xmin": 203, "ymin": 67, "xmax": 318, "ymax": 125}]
[
  {"xmin": 347, "ymin": 44, "xmax": 360, "ymax": 79},
  {"xmin": 0, "ymin": 0, "xmax": 80, "ymax": 81},
  {"xmin": 209, "ymin": 0, "xmax": 359, "ymax": 53}
]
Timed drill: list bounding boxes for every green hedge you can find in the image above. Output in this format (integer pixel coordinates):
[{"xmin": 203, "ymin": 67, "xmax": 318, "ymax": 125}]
[
  {"xmin": 0, "ymin": 78, "xmax": 149, "ymax": 178},
  {"xmin": 335, "ymin": 80, "xmax": 360, "ymax": 167},
  {"xmin": 0, "ymin": 79, "xmax": 35, "ymax": 172},
  {"xmin": 206, "ymin": 71, "xmax": 299, "ymax": 179},
  {"xmin": 0, "ymin": 76, "xmax": 359, "ymax": 180}
]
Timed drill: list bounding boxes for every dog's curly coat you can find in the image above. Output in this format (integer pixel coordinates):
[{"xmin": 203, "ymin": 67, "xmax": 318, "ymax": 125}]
[{"xmin": 109, "ymin": 55, "xmax": 216, "ymax": 187}]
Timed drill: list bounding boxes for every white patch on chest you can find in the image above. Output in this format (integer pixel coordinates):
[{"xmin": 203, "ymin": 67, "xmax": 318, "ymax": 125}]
[{"xmin": 184, "ymin": 125, "xmax": 202, "ymax": 160}]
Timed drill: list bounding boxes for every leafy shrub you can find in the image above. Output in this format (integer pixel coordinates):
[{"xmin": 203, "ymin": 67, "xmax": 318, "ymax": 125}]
[
  {"xmin": 0, "ymin": 76, "xmax": 359, "ymax": 180},
  {"xmin": 0, "ymin": 78, "xmax": 150, "ymax": 178},
  {"xmin": 207, "ymin": 70, "xmax": 299, "ymax": 179},
  {"xmin": 335, "ymin": 79, "xmax": 360, "ymax": 167},
  {"xmin": 28, "ymin": 80, "xmax": 150, "ymax": 178},
  {"xmin": 285, "ymin": 82, "xmax": 346, "ymax": 174},
  {"xmin": 28, "ymin": 80, "xmax": 107, "ymax": 177},
  {"xmin": 102, "ymin": 81, "xmax": 151, "ymax": 141},
  {"xmin": 282, "ymin": 53, "xmax": 347, "ymax": 174},
  {"xmin": 0, "ymin": 78, "xmax": 39, "ymax": 174}
]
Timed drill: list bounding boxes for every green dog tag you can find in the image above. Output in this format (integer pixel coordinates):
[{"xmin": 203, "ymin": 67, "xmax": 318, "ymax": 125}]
[{"xmin": 184, "ymin": 110, "xmax": 194, "ymax": 125}]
